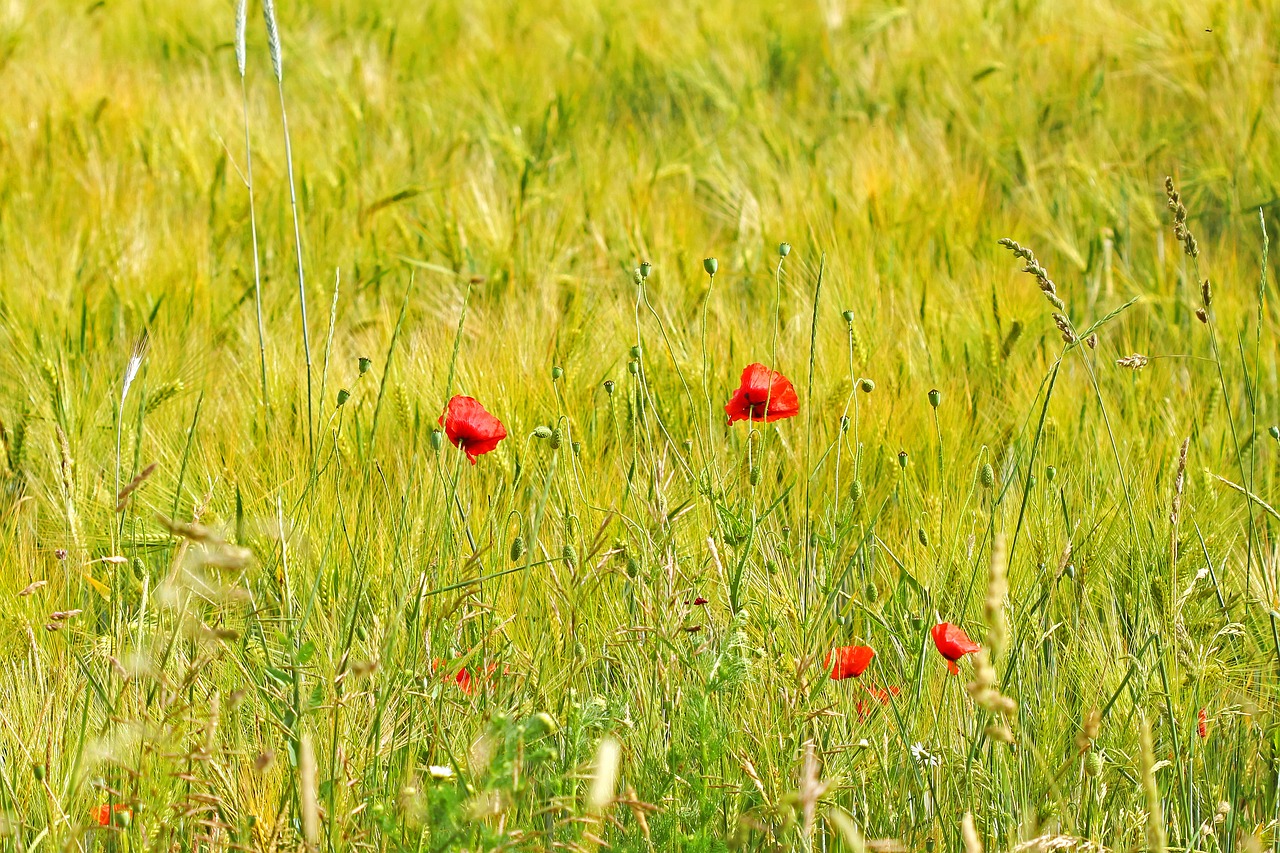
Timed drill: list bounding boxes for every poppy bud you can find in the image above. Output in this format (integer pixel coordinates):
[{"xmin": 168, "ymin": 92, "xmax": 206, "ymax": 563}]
[
  {"xmin": 842, "ymin": 310, "xmax": 855, "ymax": 324},
  {"xmin": 358, "ymin": 357, "xmax": 372, "ymax": 376},
  {"xmin": 1084, "ymin": 750, "xmax": 1103, "ymax": 777},
  {"xmin": 640, "ymin": 261, "xmax": 652, "ymax": 278},
  {"xmin": 749, "ymin": 466, "xmax": 761, "ymax": 486},
  {"xmin": 864, "ymin": 581, "xmax": 878, "ymax": 602},
  {"xmin": 1064, "ymin": 562, "xmax": 1075, "ymax": 579},
  {"xmin": 572, "ymin": 441, "xmax": 581, "ymax": 455},
  {"xmin": 32, "ymin": 763, "xmax": 44, "ymax": 781},
  {"xmin": 898, "ymin": 450, "xmax": 908, "ymax": 469},
  {"xmin": 850, "ymin": 479, "xmax": 864, "ymax": 505},
  {"xmin": 703, "ymin": 257, "xmax": 718, "ymax": 276},
  {"xmin": 633, "ymin": 268, "xmax": 644, "ymax": 285},
  {"xmin": 429, "ymin": 429, "xmax": 444, "ymax": 451},
  {"xmin": 562, "ymin": 543, "xmax": 578, "ymax": 570},
  {"xmin": 630, "ymin": 345, "xmax": 642, "ymax": 359},
  {"xmin": 778, "ymin": 242, "xmax": 791, "ymax": 257},
  {"xmin": 627, "ymin": 361, "xmax": 639, "ymax": 375},
  {"xmin": 839, "ymin": 415, "xmax": 849, "ymax": 432},
  {"xmin": 859, "ymin": 379, "xmax": 875, "ymax": 393},
  {"xmin": 1270, "ymin": 425, "xmax": 1279, "ymax": 440},
  {"xmin": 603, "ymin": 380, "xmax": 615, "ymax": 395},
  {"xmin": 626, "ymin": 556, "xmax": 640, "ymax": 578},
  {"xmin": 980, "ymin": 462, "xmax": 995, "ymax": 489},
  {"xmin": 1046, "ymin": 465, "xmax": 1057, "ymax": 482},
  {"xmin": 510, "ymin": 536, "xmax": 525, "ymax": 562},
  {"xmin": 549, "ymin": 428, "xmax": 564, "ymax": 450},
  {"xmin": 551, "ymin": 366, "xmax": 563, "ymax": 380},
  {"xmin": 928, "ymin": 389, "xmax": 941, "ymax": 409},
  {"xmin": 1028, "ymin": 474, "xmax": 1037, "ymax": 490},
  {"xmin": 918, "ymin": 527, "xmax": 929, "ymax": 546},
  {"xmin": 336, "ymin": 389, "xmax": 351, "ymax": 407},
  {"xmin": 682, "ymin": 438, "xmax": 693, "ymax": 453},
  {"xmin": 766, "ymin": 560, "xmax": 778, "ymax": 575},
  {"xmin": 533, "ymin": 426, "xmax": 553, "ymax": 439}
]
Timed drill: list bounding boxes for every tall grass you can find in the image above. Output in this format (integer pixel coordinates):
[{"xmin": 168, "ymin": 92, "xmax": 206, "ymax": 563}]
[{"xmin": 0, "ymin": 0, "xmax": 1276, "ymax": 850}]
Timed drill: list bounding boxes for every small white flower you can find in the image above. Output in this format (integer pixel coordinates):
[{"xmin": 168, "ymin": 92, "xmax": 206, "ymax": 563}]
[
  {"xmin": 428, "ymin": 765, "xmax": 455, "ymax": 780},
  {"xmin": 911, "ymin": 742, "xmax": 942, "ymax": 767}
]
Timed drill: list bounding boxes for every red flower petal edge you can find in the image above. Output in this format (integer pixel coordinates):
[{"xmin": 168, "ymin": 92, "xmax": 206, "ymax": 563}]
[{"xmin": 725, "ymin": 363, "xmax": 800, "ymax": 425}]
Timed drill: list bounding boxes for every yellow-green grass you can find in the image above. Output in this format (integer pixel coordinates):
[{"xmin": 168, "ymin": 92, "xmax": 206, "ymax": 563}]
[{"xmin": 0, "ymin": 0, "xmax": 1278, "ymax": 849}]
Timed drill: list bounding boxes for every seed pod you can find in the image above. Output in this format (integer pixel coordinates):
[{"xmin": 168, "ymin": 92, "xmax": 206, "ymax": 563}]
[
  {"xmin": 918, "ymin": 527, "xmax": 929, "ymax": 547},
  {"xmin": 1046, "ymin": 465, "xmax": 1057, "ymax": 482},
  {"xmin": 850, "ymin": 479, "xmax": 864, "ymax": 505},
  {"xmin": 1085, "ymin": 750, "xmax": 1103, "ymax": 777},
  {"xmin": 928, "ymin": 388, "xmax": 941, "ymax": 409},
  {"xmin": 842, "ymin": 310, "xmax": 855, "ymax": 324},
  {"xmin": 633, "ymin": 268, "xmax": 643, "ymax": 285},
  {"xmin": 980, "ymin": 462, "xmax": 995, "ymax": 489},
  {"xmin": 859, "ymin": 379, "xmax": 875, "ymax": 393},
  {"xmin": 572, "ymin": 441, "xmax": 581, "ymax": 455},
  {"xmin": 551, "ymin": 366, "xmax": 563, "ymax": 380},
  {"xmin": 429, "ymin": 429, "xmax": 444, "ymax": 452},
  {"xmin": 749, "ymin": 466, "xmax": 761, "ymax": 486},
  {"xmin": 562, "ymin": 543, "xmax": 578, "ymax": 570},
  {"xmin": 703, "ymin": 258, "xmax": 718, "ymax": 276},
  {"xmin": 1270, "ymin": 425, "xmax": 1279, "ymax": 440},
  {"xmin": 898, "ymin": 450, "xmax": 908, "ymax": 469},
  {"xmin": 630, "ymin": 345, "xmax": 642, "ymax": 359},
  {"xmin": 549, "ymin": 428, "xmax": 564, "ymax": 450},
  {"xmin": 1028, "ymin": 474, "xmax": 1037, "ymax": 489},
  {"xmin": 778, "ymin": 242, "xmax": 791, "ymax": 257},
  {"xmin": 627, "ymin": 360, "xmax": 639, "ymax": 376},
  {"xmin": 603, "ymin": 380, "xmax": 615, "ymax": 395},
  {"xmin": 359, "ymin": 357, "xmax": 372, "ymax": 376},
  {"xmin": 510, "ymin": 536, "xmax": 525, "ymax": 562},
  {"xmin": 864, "ymin": 581, "xmax": 878, "ymax": 602},
  {"xmin": 640, "ymin": 261, "xmax": 652, "ymax": 278},
  {"xmin": 336, "ymin": 389, "xmax": 351, "ymax": 407}
]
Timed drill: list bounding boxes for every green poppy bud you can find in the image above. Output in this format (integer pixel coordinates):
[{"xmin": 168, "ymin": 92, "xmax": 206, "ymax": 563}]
[
  {"xmin": 918, "ymin": 527, "xmax": 929, "ymax": 547},
  {"xmin": 627, "ymin": 361, "xmax": 639, "ymax": 375},
  {"xmin": 864, "ymin": 581, "xmax": 878, "ymax": 602},
  {"xmin": 626, "ymin": 556, "xmax": 640, "ymax": 578},
  {"xmin": 1028, "ymin": 474, "xmax": 1037, "ymax": 490},
  {"xmin": 551, "ymin": 366, "xmax": 563, "ymax": 380},
  {"xmin": 859, "ymin": 379, "xmax": 875, "ymax": 393},
  {"xmin": 533, "ymin": 426, "xmax": 553, "ymax": 439},
  {"xmin": 603, "ymin": 380, "xmax": 615, "ymax": 395},
  {"xmin": 1084, "ymin": 750, "xmax": 1103, "ymax": 777},
  {"xmin": 549, "ymin": 428, "xmax": 564, "ymax": 450},
  {"xmin": 682, "ymin": 438, "xmax": 693, "ymax": 453},
  {"xmin": 640, "ymin": 261, "xmax": 652, "ymax": 279},
  {"xmin": 430, "ymin": 429, "xmax": 444, "ymax": 452},
  {"xmin": 928, "ymin": 388, "xmax": 941, "ymax": 409},
  {"xmin": 980, "ymin": 462, "xmax": 995, "ymax": 489},
  {"xmin": 630, "ymin": 345, "xmax": 642, "ymax": 359},
  {"xmin": 842, "ymin": 310, "xmax": 855, "ymax": 324},
  {"xmin": 562, "ymin": 543, "xmax": 578, "ymax": 570},
  {"xmin": 749, "ymin": 466, "xmax": 761, "ymax": 486},
  {"xmin": 32, "ymin": 763, "xmax": 44, "ymax": 781},
  {"xmin": 336, "ymin": 389, "xmax": 350, "ymax": 407},
  {"xmin": 1046, "ymin": 465, "xmax": 1057, "ymax": 482},
  {"xmin": 1270, "ymin": 425, "xmax": 1280, "ymax": 440},
  {"xmin": 778, "ymin": 242, "xmax": 791, "ymax": 257},
  {"xmin": 510, "ymin": 536, "xmax": 525, "ymax": 562},
  {"xmin": 840, "ymin": 415, "xmax": 850, "ymax": 432},
  {"xmin": 633, "ymin": 268, "xmax": 643, "ymax": 285},
  {"xmin": 572, "ymin": 441, "xmax": 581, "ymax": 455},
  {"xmin": 898, "ymin": 450, "xmax": 908, "ymax": 469},
  {"xmin": 850, "ymin": 479, "xmax": 864, "ymax": 505},
  {"xmin": 703, "ymin": 257, "xmax": 718, "ymax": 276},
  {"xmin": 358, "ymin": 357, "xmax": 372, "ymax": 376}
]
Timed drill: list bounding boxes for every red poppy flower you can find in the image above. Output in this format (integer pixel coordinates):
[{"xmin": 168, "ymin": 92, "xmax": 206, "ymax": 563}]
[
  {"xmin": 432, "ymin": 658, "xmax": 475, "ymax": 696},
  {"xmin": 1197, "ymin": 708, "xmax": 1208, "ymax": 739},
  {"xmin": 693, "ymin": 597, "xmax": 709, "ymax": 606},
  {"xmin": 931, "ymin": 622, "xmax": 979, "ymax": 675},
  {"xmin": 825, "ymin": 645, "xmax": 875, "ymax": 680},
  {"xmin": 855, "ymin": 685, "xmax": 900, "ymax": 720},
  {"xmin": 724, "ymin": 363, "xmax": 800, "ymax": 425},
  {"xmin": 439, "ymin": 395, "xmax": 507, "ymax": 464},
  {"xmin": 91, "ymin": 803, "xmax": 131, "ymax": 826}
]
